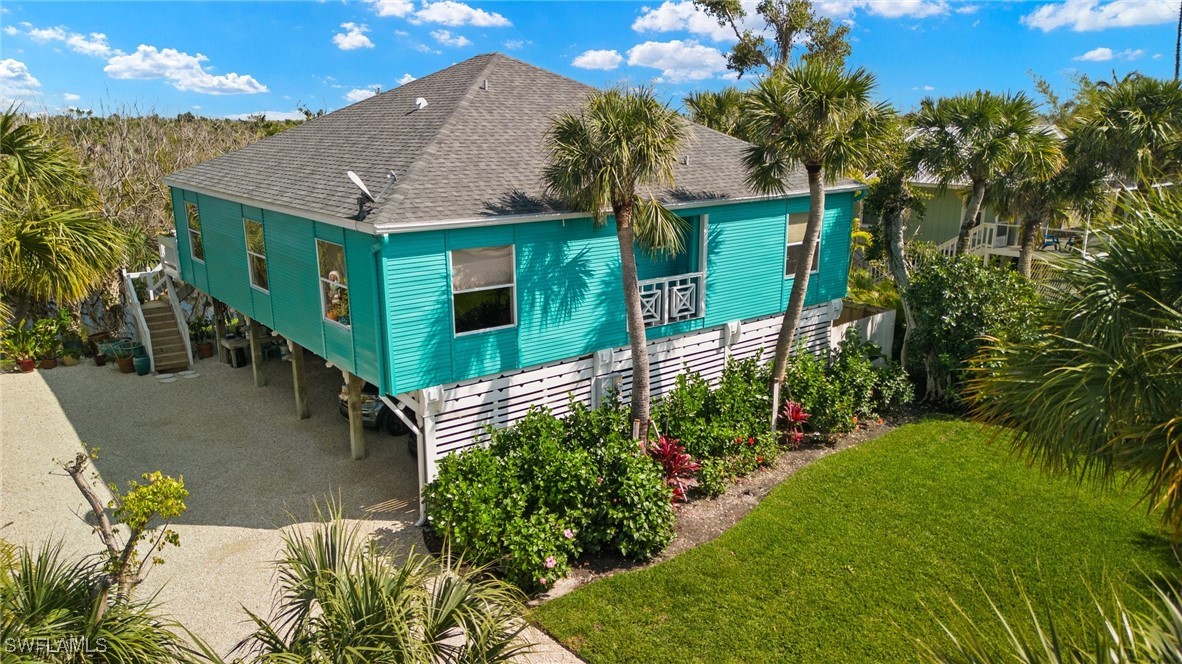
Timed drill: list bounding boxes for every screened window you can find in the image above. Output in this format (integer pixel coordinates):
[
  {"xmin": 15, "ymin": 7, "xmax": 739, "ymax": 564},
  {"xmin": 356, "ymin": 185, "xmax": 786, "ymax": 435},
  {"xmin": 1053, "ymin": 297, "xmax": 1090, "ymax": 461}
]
[
  {"xmin": 244, "ymin": 219, "xmax": 268, "ymax": 292},
  {"xmin": 186, "ymin": 202, "xmax": 204, "ymax": 262},
  {"xmin": 451, "ymin": 245, "xmax": 515, "ymax": 334},
  {"xmin": 317, "ymin": 240, "xmax": 349, "ymax": 326},
  {"xmin": 785, "ymin": 212, "xmax": 819, "ymax": 277}
]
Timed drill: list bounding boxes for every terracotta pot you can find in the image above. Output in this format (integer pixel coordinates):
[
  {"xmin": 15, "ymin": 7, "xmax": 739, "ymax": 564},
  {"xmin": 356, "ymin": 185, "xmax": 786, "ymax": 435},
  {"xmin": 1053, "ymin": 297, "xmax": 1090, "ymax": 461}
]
[
  {"xmin": 39, "ymin": 358, "xmax": 58, "ymax": 370},
  {"xmin": 17, "ymin": 359, "xmax": 36, "ymax": 373},
  {"xmin": 115, "ymin": 356, "xmax": 135, "ymax": 374},
  {"xmin": 196, "ymin": 341, "xmax": 215, "ymax": 359}
]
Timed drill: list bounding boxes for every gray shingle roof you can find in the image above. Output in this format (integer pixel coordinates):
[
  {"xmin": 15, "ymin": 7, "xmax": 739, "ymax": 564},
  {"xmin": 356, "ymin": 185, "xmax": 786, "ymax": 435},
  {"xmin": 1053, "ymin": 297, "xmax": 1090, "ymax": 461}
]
[{"xmin": 165, "ymin": 54, "xmax": 851, "ymax": 231}]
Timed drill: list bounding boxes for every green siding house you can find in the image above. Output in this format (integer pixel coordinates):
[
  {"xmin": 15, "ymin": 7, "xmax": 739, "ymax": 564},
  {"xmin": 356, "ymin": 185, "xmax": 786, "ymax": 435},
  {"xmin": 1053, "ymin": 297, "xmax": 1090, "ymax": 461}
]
[{"xmin": 164, "ymin": 54, "xmax": 860, "ymax": 514}]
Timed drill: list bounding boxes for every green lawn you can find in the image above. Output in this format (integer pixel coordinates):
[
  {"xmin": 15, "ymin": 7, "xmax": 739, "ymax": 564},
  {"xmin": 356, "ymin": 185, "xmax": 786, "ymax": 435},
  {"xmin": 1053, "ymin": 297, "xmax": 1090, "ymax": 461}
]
[{"xmin": 532, "ymin": 418, "xmax": 1179, "ymax": 663}]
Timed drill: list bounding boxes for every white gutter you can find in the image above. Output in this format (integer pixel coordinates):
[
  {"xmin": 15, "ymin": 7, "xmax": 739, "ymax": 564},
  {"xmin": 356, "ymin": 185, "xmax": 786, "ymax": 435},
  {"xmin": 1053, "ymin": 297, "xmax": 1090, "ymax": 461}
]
[{"xmin": 163, "ymin": 178, "xmax": 866, "ymax": 236}]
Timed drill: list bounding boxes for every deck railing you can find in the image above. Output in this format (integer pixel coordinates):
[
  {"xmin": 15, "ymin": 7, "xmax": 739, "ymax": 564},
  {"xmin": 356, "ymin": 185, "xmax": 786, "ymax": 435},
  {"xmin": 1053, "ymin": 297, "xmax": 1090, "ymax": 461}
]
[
  {"xmin": 158, "ymin": 235, "xmax": 179, "ymax": 275},
  {"xmin": 638, "ymin": 272, "xmax": 705, "ymax": 327}
]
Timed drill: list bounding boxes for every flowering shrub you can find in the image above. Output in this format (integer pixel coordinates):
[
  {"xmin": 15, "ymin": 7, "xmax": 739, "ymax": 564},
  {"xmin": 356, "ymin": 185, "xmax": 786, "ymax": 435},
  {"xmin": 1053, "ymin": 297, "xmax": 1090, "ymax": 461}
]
[
  {"xmin": 781, "ymin": 400, "xmax": 810, "ymax": 449},
  {"xmin": 424, "ymin": 401, "xmax": 673, "ymax": 592},
  {"xmin": 647, "ymin": 435, "xmax": 701, "ymax": 502}
]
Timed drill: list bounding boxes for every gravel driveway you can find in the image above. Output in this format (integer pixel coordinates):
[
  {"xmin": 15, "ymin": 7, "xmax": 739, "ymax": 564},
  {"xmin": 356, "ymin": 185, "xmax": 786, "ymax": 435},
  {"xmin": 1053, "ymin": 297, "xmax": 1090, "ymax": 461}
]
[{"xmin": 0, "ymin": 355, "xmax": 424, "ymax": 656}]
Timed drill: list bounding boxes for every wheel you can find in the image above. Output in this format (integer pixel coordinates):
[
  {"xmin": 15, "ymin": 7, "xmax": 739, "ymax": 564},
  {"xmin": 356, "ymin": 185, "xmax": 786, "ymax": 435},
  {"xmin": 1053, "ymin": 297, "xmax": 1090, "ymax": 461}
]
[{"xmin": 384, "ymin": 406, "xmax": 411, "ymax": 436}]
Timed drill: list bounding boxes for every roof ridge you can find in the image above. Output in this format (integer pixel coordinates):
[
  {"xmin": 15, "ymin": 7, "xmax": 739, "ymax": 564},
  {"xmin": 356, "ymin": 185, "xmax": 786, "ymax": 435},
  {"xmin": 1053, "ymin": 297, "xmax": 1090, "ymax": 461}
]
[{"xmin": 377, "ymin": 55, "xmax": 499, "ymax": 217}]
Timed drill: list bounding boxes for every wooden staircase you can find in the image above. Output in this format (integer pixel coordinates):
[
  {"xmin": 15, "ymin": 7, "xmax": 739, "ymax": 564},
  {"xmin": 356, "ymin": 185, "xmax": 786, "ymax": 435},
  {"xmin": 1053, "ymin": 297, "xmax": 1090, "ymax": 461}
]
[{"xmin": 141, "ymin": 300, "xmax": 191, "ymax": 373}]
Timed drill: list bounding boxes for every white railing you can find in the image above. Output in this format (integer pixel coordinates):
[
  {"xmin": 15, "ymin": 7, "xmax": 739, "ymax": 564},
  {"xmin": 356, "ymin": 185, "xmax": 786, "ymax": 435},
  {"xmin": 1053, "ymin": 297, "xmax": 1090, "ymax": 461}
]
[
  {"xmin": 158, "ymin": 235, "xmax": 179, "ymax": 275},
  {"xmin": 121, "ymin": 269, "xmax": 154, "ymax": 373},
  {"xmin": 638, "ymin": 272, "xmax": 704, "ymax": 327},
  {"xmin": 936, "ymin": 223, "xmax": 996, "ymax": 257},
  {"xmin": 163, "ymin": 273, "xmax": 194, "ymax": 368}
]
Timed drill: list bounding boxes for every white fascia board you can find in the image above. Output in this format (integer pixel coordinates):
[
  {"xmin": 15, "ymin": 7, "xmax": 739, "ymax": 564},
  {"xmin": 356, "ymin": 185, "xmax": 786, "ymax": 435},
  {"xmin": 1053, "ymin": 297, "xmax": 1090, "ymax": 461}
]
[
  {"xmin": 162, "ymin": 179, "xmax": 376, "ymax": 235},
  {"xmin": 371, "ymin": 183, "xmax": 867, "ymax": 234}
]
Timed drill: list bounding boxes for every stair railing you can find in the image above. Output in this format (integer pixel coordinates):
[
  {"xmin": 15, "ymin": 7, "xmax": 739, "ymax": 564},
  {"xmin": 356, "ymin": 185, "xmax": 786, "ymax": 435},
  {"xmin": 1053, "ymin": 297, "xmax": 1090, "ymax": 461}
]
[
  {"xmin": 120, "ymin": 269, "xmax": 155, "ymax": 373},
  {"xmin": 163, "ymin": 274, "xmax": 194, "ymax": 369}
]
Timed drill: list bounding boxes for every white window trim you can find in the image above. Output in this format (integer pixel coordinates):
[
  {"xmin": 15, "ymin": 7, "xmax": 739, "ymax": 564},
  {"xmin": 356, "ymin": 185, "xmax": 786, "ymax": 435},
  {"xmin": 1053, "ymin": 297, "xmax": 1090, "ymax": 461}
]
[
  {"xmin": 449, "ymin": 245, "xmax": 517, "ymax": 337},
  {"xmin": 243, "ymin": 218, "xmax": 269, "ymax": 293},
  {"xmin": 316, "ymin": 239, "xmax": 350, "ymax": 329},
  {"xmin": 186, "ymin": 202, "xmax": 205, "ymax": 264},
  {"xmin": 785, "ymin": 212, "xmax": 821, "ymax": 278}
]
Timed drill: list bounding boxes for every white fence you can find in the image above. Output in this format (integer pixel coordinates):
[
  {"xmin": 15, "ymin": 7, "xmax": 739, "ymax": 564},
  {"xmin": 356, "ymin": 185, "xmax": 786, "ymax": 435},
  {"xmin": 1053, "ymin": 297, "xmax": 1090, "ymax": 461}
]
[{"xmin": 830, "ymin": 303, "xmax": 896, "ymax": 358}]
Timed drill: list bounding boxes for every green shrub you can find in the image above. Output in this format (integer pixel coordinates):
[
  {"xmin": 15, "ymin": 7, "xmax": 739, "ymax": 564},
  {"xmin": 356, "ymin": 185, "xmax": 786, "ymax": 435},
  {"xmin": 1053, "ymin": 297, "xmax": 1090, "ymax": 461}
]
[
  {"xmin": 785, "ymin": 349, "xmax": 857, "ymax": 434},
  {"xmin": 708, "ymin": 355, "xmax": 772, "ymax": 438},
  {"xmin": 696, "ymin": 458, "xmax": 731, "ymax": 498},
  {"xmin": 828, "ymin": 329, "xmax": 882, "ymax": 419},
  {"xmin": 875, "ymin": 361, "xmax": 915, "ymax": 415},
  {"xmin": 424, "ymin": 402, "xmax": 674, "ymax": 592}
]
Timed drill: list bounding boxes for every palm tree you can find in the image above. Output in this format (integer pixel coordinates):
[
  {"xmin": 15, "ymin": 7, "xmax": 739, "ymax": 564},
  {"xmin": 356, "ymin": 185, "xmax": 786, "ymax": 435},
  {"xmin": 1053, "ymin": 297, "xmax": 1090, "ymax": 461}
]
[
  {"xmin": 910, "ymin": 91, "xmax": 1059, "ymax": 255},
  {"xmin": 237, "ymin": 509, "xmax": 530, "ymax": 662},
  {"xmin": 1071, "ymin": 74, "xmax": 1182, "ymax": 193},
  {"xmin": 544, "ymin": 87, "xmax": 688, "ymax": 439},
  {"xmin": 0, "ymin": 107, "xmax": 124, "ymax": 315},
  {"xmin": 683, "ymin": 87, "xmax": 749, "ymax": 141},
  {"xmin": 0, "ymin": 541, "xmax": 214, "ymax": 663},
  {"xmin": 743, "ymin": 61, "xmax": 893, "ymax": 428},
  {"xmin": 966, "ymin": 192, "xmax": 1182, "ymax": 534}
]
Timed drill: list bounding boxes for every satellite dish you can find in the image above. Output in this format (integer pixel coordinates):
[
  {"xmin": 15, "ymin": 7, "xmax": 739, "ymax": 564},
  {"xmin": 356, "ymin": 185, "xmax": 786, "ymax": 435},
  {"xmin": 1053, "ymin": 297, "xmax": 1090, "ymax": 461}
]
[
  {"xmin": 414, "ymin": 97, "xmax": 428, "ymax": 111},
  {"xmin": 347, "ymin": 170, "xmax": 375, "ymax": 202}
]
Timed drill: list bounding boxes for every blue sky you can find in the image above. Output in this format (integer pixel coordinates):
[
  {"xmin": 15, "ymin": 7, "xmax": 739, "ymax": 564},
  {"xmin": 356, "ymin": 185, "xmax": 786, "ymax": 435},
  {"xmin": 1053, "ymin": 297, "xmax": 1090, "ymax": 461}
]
[{"xmin": 1, "ymin": 1, "xmax": 1177, "ymax": 119}]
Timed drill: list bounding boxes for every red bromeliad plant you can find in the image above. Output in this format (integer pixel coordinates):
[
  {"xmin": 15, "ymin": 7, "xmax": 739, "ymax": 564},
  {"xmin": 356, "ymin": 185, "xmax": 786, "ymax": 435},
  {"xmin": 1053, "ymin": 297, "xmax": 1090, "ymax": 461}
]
[
  {"xmin": 781, "ymin": 400, "xmax": 811, "ymax": 449},
  {"xmin": 648, "ymin": 435, "xmax": 701, "ymax": 502}
]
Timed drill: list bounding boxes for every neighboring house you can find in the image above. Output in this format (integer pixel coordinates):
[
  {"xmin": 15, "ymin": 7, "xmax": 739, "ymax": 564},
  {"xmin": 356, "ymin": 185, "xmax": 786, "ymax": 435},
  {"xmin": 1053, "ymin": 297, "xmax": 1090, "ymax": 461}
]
[{"xmin": 162, "ymin": 54, "xmax": 860, "ymax": 517}]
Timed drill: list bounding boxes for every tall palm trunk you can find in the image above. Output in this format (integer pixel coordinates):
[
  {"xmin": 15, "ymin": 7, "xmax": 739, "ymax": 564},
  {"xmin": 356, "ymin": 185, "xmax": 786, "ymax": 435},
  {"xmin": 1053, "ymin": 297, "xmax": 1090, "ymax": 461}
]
[
  {"xmin": 614, "ymin": 202, "xmax": 652, "ymax": 440},
  {"xmin": 770, "ymin": 164, "xmax": 825, "ymax": 429},
  {"xmin": 883, "ymin": 209, "xmax": 917, "ymax": 367},
  {"xmin": 1017, "ymin": 212, "xmax": 1041, "ymax": 278},
  {"xmin": 955, "ymin": 180, "xmax": 987, "ymax": 255}
]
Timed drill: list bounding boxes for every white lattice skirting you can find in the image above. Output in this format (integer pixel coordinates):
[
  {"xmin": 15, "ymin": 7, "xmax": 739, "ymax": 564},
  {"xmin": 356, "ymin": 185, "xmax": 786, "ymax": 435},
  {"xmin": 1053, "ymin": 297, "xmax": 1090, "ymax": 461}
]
[{"xmin": 401, "ymin": 302, "xmax": 837, "ymax": 485}]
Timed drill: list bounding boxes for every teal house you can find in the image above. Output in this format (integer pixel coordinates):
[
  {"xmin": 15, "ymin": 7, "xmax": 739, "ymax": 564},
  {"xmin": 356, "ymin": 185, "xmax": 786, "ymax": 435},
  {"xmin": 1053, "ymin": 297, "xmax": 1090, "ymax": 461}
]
[{"xmin": 163, "ymin": 54, "xmax": 859, "ymax": 514}]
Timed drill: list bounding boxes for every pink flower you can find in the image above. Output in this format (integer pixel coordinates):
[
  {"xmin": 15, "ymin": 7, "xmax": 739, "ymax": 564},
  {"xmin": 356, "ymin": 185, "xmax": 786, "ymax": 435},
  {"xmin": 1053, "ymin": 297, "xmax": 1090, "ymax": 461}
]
[
  {"xmin": 596, "ymin": 476, "xmax": 604, "ymax": 485},
  {"xmin": 545, "ymin": 556, "xmax": 557, "ymax": 569},
  {"xmin": 782, "ymin": 400, "xmax": 811, "ymax": 425},
  {"xmin": 791, "ymin": 431, "xmax": 804, "ymax": 444},
  {"xmin": 563, "ymin": 528, "xmax": 574, "ymax": 539},
  {"xmin": 539, "ymin": 577, "xmax": 547, "ymax": 585}
]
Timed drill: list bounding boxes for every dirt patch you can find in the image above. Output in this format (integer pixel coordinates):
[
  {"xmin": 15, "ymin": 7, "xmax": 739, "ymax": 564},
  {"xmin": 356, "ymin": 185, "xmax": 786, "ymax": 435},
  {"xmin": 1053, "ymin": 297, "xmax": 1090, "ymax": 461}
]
[{"xmin": 535, "ymin": 416, "xmax": 908, "ymax": 603}]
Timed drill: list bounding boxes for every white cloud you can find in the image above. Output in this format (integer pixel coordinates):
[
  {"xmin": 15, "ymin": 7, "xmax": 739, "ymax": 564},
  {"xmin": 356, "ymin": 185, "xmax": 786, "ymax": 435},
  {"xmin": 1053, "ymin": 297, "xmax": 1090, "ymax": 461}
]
[
  {"xmin": 912, "ymin": 85, "xmax": 936, "ymax": 91},
  {"xmin": 397, "ymin": 73, "xmax": 416, "ymax": 85},
  {"xmin": 224, "ymin": 110, "xmax": 306, "ymax": 121},
  {"xmin": 626, "ymin": 40, "xmax": 728, "ymax": 82},
  {"xmin": 815, "ymin": 0, "xmax": 948, "ymax": 19},
  {"xmin": 62, "ymin": 92, "xmax": 80, "ymax": 102},
  {"xmin": 410, "ymin": 1, "xmax": 511, "ymax": 27},
  {"xmin": 430, "ymin": 29, "xmax": 471, "ymax": 47},
  {"xmin": 1072, "ymin": 46, "xmax": 1144, "ymax": 61},
  {"xmin": 1023, "ymin": 0, "xmax": 1176, "ymax": 31},
  {"xmin": 366, "ymin": 0, "xmax": 414, "ymax": 17},
  {"xmin": 0, "ymin": 58, "xmax": 41, "ymax": 97},
  {"xmin": 503, "ymin": 39, "xmax": 529, "ymax": 50},
  {"xmin": 104, "ymin": 45, "xmax": 268, "ymax": 95},
  {"xmin": 1153, "ymin": 52, "xmax": 1163, "ymax": 59},
  {"xmin": 414, "ymin": 43, "xmax": 442, "ymax": 54},
  {"xmin": 333, "ymin": 22, "xmax": 374, "ymax": 50},
  {"xmin": 632, "ymin": 1, "xmax": 748, "ymax": 42},
  {"xmin": 954, "ymin": 3, "xmax": 979, "ymax": 14},
  {"xmin": 345, "ymin": 86, "xmax": 379, "ymax": 102},
  {"xmin": 16, "ymin": 23, "xmax": 115, "ymax": 57},
  {"xmin": 572, "ymin": 49, "xmax": 624, "ymax": 70}
]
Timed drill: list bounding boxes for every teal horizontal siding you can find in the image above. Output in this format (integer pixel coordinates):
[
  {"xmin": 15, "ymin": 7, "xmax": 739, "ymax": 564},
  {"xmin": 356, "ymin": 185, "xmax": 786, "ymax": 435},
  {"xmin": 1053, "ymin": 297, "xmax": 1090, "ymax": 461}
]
[
  {"xmin": 172, "ymin": 190, "xmax": 385, "ymax": 385},
  {"xmin": 383, "ymin": 193, "xmax": 855, "ymax": 395}
]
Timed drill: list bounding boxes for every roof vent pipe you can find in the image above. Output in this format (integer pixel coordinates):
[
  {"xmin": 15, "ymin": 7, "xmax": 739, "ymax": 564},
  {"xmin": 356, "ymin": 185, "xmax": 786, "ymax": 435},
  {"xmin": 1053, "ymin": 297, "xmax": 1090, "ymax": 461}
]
[
  {"xmin": 414, "ymin": 97, "xmax": 428, "ymax": 111},
  {"xmin": 682, "ymin": 155, "xmax": 690, "ymax": 166},
  {"xmin": 481, "ymin": 79, "xmax": 489, "ymax": 91}
]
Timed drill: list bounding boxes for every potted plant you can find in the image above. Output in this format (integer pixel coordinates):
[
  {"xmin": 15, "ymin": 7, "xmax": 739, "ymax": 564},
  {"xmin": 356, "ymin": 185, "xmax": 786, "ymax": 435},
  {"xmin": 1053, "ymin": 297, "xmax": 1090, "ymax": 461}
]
[
  {"xmin": 189, "ymin": 318, "xmax": 215, "ymax": 359},
  {"xmin": 112, "ymin": 339, "xmax": 135, "ymax": 373},
  {"xmin": 2, "ymin": 323, "xmax": 41, "ymax": 373},
  {"xmin": 61, "ymin": 347, "xmax": 81, "ymax": 366},
  {"xmin": 33, "ymin": 318, "xmax": 59, "ymax": 370},
  {"xmin": 328, "ymin": 290, "xmax": 350, "ymax": 324}
]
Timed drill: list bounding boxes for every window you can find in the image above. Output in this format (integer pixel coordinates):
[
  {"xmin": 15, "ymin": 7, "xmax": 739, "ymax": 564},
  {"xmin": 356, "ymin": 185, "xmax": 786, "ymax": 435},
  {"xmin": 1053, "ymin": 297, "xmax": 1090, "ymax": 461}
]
[
  {"xmin": 186, "ymin": 202, "xmax": 204, "ymax": 262},
  {"xmin": 244, "ymin": 219, "xmax": 269, "ymax": 292},
  {"xmin": 317, "ymin": 240, "xmax": 349, "ymax": 326},
  {"xmin": 450, "ymin": 245, "xmax": 515, "ymax": 334},
  {"xmin": 785, "ymin": 212, "xmax": 819, "ymax": 277}
]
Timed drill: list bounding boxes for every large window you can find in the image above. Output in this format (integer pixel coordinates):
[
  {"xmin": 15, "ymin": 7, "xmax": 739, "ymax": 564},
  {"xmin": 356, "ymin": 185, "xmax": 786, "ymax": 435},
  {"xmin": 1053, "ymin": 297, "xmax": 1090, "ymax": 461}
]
[
  {"xmin": 244, "ymin": 218, "xmax": 268, "ymax": 292},
  {"xmin": 317, "ymin": 240, "xmax": 349, "ymax": 327},
  {"xmin": 785, "ymin": 212, "xmax": 819, "ymax": 277},
  {"xmin": 186, "ymin": 202, "xmax": 204, "ymax": 262},
  {"xmin": 451, "ymin": 245, "xmax": 515, "ymax": 334}
]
